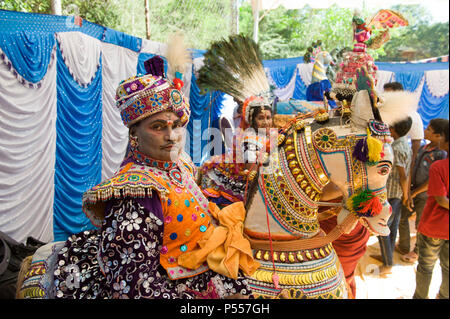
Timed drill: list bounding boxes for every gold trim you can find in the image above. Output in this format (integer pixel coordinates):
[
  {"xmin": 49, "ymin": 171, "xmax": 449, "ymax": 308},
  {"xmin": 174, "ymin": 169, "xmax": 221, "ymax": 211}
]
[{"xmin": 250, "ymin": 265, "xmax": 338, "ymax": 286}]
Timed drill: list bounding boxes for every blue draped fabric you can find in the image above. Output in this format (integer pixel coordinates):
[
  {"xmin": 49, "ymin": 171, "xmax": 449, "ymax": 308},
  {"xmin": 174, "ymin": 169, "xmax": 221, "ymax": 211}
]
[
  {"xmin": 264, "ymin": 57, "xmax": 303, "ymax": 88},
  {"xmin": 376, "ymin": 61, "xmax": 449, "ymax": 73},
  {"xmin": 0, "ymin": 31, "xmax": 55, "ymax": 83},
  {"xmin": 268, "ymin": 64, "xmax": 297, "ymax": 88},
  {"xmin": 0, "ymin": 9, "xmax": 105, "ymax": 39},
  {"xmin": 53, "ymin": 44, "xmax": 103, "ymax": 241},
  {"xmin": 263, "ymin": 57, "xmax": 304, "ymax": 68},
  {"xmin": 103, "ymin": 28, "xmax": 142, "ymax": 52},
  {"xmin": 187, "ymin": 71, "xmax": 224, "ymax": 165},
  {"xmin": 418, "ymin": 83, "xmax": 449, "ymax": 128},
  {"xmin": 292, "ymin": 70, "xmax": 308, "ymax": 100},
  {"xmin": 269, "ymin": 65, "xmax": 297, "ymax": 88},
  {"xmin": 306, "ymin": 79, "xmax": 331, "ymax": 100},
  {"xmin": 191, "ymin": 49, "xmax": 206, "ymax": 59},
  {"xmin": 395, "ymin": 72, "xmax": 425, "ymax": 92}
]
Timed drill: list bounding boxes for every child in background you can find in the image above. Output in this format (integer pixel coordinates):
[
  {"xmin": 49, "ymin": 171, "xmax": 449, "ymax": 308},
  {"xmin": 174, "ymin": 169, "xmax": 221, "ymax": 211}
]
[
  {"xmin": 413, "ymin": 119, "xmax": 449, "ymax": 299},
  {"xmin": 371, "ymin": 117, "xmax": 413, "ymax": 276},
  {"xmin": 398, "ymin": 119, "xmax": 448, "ymax": 263}
]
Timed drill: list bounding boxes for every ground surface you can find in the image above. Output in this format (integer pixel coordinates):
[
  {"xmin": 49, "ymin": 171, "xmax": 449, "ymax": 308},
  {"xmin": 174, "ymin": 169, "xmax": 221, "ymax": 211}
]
[{"xmin": 354, "ymin": 216, "xmax": 443, "ymax": 299}]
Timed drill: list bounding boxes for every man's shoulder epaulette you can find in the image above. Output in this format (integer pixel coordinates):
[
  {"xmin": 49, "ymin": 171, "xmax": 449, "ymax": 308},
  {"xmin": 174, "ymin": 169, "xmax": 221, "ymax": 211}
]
[{"xmin": 82, "ymin": 162, "xmax": 169, "ymax": 227}]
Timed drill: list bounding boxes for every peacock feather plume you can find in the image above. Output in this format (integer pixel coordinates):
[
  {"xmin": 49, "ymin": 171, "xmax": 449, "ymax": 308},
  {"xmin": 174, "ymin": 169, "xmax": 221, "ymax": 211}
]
[{"xmin": 197, "ymin": 35, "xmax": 270, "ymax": 102}]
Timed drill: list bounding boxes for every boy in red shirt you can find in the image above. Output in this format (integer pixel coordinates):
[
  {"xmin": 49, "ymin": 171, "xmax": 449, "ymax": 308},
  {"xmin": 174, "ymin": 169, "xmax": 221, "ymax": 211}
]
[{"xmin": 413, "ymin": 119, "xmax": 449, "ymax": 299}]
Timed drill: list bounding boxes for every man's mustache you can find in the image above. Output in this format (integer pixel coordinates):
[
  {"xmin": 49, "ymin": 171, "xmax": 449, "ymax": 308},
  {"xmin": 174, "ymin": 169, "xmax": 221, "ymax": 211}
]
[{"xmin": 161, "ymin": 141, "xmax": 177, "ymax": 148}]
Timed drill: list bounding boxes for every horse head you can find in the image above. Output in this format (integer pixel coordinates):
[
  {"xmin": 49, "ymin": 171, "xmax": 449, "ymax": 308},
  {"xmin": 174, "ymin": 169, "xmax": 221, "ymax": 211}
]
[
  {"xmin": 259, "ymin": 87, "xmax": 417, "ymax": 239},
  {"xmin": 321, "ymin": 88, "xmax": 417, "ymax": 236}
]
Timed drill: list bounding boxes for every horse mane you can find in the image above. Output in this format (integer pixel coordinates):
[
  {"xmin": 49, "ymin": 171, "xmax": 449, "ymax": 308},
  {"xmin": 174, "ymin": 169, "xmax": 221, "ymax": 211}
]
[{"xmin": 377, "ymin": 91, "xmax": 418, "ymax": 126}]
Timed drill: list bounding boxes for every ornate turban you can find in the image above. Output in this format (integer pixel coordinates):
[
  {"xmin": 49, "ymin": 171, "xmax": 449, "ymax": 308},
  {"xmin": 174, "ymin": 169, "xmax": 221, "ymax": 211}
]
[{"xmin": 115, "ymin": 60, "xmax": 190, "ymax": 128}]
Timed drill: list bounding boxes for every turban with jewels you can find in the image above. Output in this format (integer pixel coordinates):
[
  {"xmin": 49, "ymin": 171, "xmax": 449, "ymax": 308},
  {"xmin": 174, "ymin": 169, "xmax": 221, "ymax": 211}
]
[{"xmin": 115, "ymin": 56, "xmax": 190, "ymax": 127}]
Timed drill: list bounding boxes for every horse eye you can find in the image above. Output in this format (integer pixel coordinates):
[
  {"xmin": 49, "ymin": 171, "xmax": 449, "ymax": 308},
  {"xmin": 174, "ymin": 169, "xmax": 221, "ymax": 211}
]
[{"xmin": 377, "ymin": 166, "xmax": 390, "ymax": 176}]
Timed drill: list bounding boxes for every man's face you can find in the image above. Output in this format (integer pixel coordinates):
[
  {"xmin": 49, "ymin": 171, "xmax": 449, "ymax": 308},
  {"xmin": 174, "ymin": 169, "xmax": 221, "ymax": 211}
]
[{"xmin": 132, "ymin": 111, "xmax": 185, "ymax": 162}]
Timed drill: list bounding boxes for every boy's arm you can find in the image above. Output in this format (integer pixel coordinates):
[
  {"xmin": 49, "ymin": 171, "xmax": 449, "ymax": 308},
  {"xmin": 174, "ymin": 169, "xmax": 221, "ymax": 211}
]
[
  {"xmin": 397, "ymin": 165, "xmax": 410, "ymax": 207},
  {"xmin": 434, "ymin": 196, "xmax": 449, "ymax": 210},
  {"xmin": 411, "ymin": 182, "xmax": 428, "ymax": 198}
]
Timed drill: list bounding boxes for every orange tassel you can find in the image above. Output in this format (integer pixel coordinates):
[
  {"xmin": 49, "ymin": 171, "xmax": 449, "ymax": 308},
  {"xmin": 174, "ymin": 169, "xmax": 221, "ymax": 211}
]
[{"xmin": 359, "ymin": 196, "xmax": 383, "ymax": 216}]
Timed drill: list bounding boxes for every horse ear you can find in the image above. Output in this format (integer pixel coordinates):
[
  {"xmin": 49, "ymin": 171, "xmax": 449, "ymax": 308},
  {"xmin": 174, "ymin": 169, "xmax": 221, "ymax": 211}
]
[
  {"xmin": 355, "ymin": 66, "xmax": 383, "ymax": 122},
  {"xmin": 351, "ymin": 90, "xmax": 378, "ymax": 127}
]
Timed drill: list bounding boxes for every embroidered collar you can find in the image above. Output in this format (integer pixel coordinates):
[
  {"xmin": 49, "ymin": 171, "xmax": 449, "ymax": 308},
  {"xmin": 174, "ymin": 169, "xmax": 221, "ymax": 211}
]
[{"xmin": 132, "ymin": 149, "xmax": 178, "ymax": 171}]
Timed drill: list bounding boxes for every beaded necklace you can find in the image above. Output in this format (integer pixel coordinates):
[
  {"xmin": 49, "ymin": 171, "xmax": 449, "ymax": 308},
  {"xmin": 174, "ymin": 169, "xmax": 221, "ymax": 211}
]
[{"xmin": 132, "ymin": 149, "xmax": 183, "ymax": 187}]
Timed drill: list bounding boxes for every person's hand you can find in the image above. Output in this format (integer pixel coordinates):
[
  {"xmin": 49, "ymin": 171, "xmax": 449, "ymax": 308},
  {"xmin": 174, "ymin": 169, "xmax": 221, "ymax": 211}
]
[
  {"xmin": 411, "ymin": 191, "xmax": 418, "ymax": 199},
  {"xmin": 403, "ymin": 195, "xmax": 414, "ymax": 212}
]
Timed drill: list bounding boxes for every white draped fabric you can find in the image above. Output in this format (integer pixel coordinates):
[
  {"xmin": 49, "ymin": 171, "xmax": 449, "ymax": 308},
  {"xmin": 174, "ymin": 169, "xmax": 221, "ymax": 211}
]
[
  {"xmin": 375, "ymin": 70, "xmax": 395, "ymax": 93},
  {"xmin": 100, "ymin": 42, "xmax": 139, "ymax": 179},
  {"xmin": 56, "ymin": 32, "xmax": 102, "ymax": 87},
  {"xmin": 425, "ymin": 69, "xmax": 449, "ymax": 97},
  {"xmin": 412, "ymin": 76, "xmax": 426, "ymax": 105},
  {"xmin": 0, "ymin": 46, "xmax": 57, "ymax": 243},
  {"xmin": 271, "ymin": 68, "xmax": 298, "ymax": 101},
  {"xmin": 141, "ymin": 39, "xmax": 167, "ymax": 57},
  {"xmin": 298, "ymin": 63, "xmax": 313, "ymax": 87}
]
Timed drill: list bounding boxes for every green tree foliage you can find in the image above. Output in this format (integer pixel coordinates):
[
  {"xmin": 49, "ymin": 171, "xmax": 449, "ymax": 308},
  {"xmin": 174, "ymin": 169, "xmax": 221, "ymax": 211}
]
[
  {"xmin": 239, "ymin": 2, "xmax": 448, "ymax": 61},
  {"xmin": 0, "ymin": 0, "xmax": 51, "ymax": 13},
  {"xmin": 239, "ymin": 3, "xmax": 357, "ymax": 60},
  {"xmin": 135, "ymin": 0, "xmax": 231, "ymax": 49},
  {"xmin": 68, "ymin": 0, "xmax": 120, "ymax": 29},
  {"xmin": 376, "ymin": 5, "xmax": 449, "ymax": 61}
]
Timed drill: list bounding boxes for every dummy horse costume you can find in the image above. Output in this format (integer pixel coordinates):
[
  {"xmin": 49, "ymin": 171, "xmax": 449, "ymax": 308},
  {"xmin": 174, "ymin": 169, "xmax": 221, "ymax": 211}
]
[{"xmin": 200, "ymin": 87, "xmax": 418, "ymax": 299}]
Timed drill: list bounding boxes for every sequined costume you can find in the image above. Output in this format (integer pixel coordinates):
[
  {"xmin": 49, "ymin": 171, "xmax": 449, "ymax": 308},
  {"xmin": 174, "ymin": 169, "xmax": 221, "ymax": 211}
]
[
  {"xmin": 50, "ymin": 154, "xmax": 253, "ymax": 299},
  {"xmin": 18, "ymin": 40, "xmax": 258, "ymax": 299}
]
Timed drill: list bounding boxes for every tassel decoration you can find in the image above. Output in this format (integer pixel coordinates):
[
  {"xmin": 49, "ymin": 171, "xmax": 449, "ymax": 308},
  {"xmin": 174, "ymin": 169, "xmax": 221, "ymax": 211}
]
[
  {"xmin": 272, "ymin": 272, "xmax": 280, "ymax": 290},
  {"xmin": 353, "ymin": 138, "xmax": 369, "ymax": 162},
  {"xmin": 346, "ymin": 189, "xmax": 383, "ymax": 217},
  {"xmin": 366, "ymin": 128, "xmax": 383, "ymax": 163}
]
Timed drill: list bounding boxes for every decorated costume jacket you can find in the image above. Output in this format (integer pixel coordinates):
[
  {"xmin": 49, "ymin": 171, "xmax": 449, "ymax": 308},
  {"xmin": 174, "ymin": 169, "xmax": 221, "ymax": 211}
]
[{"xmin": 51, "ymin": 153, "xmax": 258, "ymax": 299}]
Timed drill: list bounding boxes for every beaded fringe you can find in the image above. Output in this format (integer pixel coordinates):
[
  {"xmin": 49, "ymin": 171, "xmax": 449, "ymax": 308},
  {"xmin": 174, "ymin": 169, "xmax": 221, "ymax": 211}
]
[{"xmin": 84, "ymin": 185, "xmax": 168, "ymax": 205}]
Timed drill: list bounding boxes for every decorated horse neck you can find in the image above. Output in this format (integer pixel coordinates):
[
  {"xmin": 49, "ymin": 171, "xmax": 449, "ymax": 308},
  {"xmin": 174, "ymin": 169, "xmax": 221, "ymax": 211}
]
[
  {"xmin": 311, "ymin": 51, "xmax": 332, "ymax": 83},
  {"xmin": 245, "ymin": 115, "xmax": 390, "ymax": 239}
]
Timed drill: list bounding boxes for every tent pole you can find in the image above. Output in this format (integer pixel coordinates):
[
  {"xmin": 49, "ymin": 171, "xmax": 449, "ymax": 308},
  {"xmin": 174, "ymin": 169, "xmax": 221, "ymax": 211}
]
[
  {"xmin": 51, "ymin": 0, "xmax": 62, "ymax": 15},
  {"xmin": 145, "ymin": 0, "xmax": 151, "ymax": 40}
]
